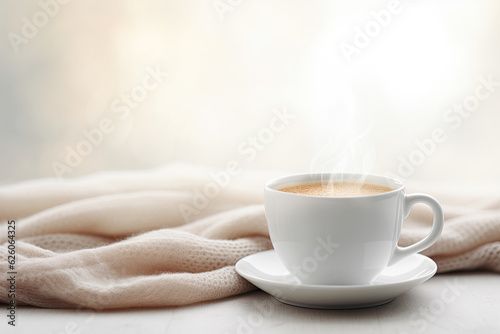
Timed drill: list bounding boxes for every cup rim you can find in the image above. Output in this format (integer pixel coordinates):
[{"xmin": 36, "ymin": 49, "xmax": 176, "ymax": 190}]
[{"xmin": 265, "ymin": 172, "xmax": 405, "ymax": 199}]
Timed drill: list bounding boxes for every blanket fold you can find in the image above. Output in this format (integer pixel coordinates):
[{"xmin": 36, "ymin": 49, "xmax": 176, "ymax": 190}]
[{"xmin": 1, "ymin": 164, "xmax": 499, "ymax": 309}]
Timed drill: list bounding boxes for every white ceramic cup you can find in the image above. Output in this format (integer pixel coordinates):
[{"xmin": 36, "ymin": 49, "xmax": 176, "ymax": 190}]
[{"xmin": 264, "ymin": 173, "xmax": 444, "ymax": 285}]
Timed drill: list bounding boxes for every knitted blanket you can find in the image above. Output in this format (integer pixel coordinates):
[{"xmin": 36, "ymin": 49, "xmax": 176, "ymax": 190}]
[{"xmin": 1, "ymin": 164, "xmax": 499, "ymax": 309}]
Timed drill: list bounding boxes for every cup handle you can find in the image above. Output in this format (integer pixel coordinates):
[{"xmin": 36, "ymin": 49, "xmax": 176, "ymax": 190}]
[{"xmin": 388, "ymin": 193, "xmax": 444, "ymax": 266}]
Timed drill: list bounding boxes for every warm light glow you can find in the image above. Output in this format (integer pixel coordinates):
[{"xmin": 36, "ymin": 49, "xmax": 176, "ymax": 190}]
[{"xmin": 0, "ymin": 0, "xmax": 498, "ymax": 188}]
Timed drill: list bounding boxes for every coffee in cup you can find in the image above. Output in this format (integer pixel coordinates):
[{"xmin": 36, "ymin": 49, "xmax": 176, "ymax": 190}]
[
  {"xmin": 278, "ymin": 181, "xmax": 394, "ymax": 197},
  {"xmin": 264, "ymin": 173, "xmax": 444, "ymax": 285}
]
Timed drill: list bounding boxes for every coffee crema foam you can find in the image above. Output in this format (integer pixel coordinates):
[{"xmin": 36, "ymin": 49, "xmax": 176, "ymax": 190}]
[{"xmin": 277, "ymin": 182, "xmax": 394, "ymax": 197}]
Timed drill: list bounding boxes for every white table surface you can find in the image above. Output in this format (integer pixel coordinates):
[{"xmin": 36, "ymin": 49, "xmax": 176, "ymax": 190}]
[{"xmin": 4, "ymin": 272, "xmax": 500, "ymax": 334}]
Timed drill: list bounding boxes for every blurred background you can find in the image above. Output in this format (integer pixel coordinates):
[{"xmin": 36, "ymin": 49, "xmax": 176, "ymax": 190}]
[{"xmin": 0, "ymin": 0, "xmax": 499, "ymax": 192}]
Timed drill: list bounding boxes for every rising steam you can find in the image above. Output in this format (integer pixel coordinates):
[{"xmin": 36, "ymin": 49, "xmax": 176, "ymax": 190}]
[{"xmin": 309, "ymin": 93, "xmax": 376, "ymax": 190}]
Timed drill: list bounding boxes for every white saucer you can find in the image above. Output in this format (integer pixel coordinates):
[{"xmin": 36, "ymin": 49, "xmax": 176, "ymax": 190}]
[{"xmin": 235, "ymin": 250, "xmax": 437, "ymax": 309}]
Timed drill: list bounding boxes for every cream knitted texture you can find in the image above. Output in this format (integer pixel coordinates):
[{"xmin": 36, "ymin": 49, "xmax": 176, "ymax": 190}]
[{"xmin": 0, "ymin": 164, "xmax": 499, "ymax": 309}]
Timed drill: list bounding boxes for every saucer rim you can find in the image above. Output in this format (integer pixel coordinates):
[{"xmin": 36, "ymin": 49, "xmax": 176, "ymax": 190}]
[{"xmin": 235, "ymin": 250, "xmax": 437, "ymax": 290}]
